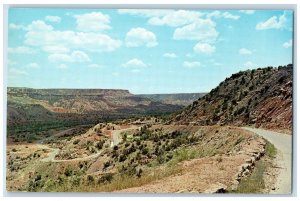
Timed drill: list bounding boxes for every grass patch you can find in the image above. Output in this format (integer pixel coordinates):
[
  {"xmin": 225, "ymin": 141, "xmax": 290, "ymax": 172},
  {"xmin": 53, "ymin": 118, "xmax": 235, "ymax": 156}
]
[
  {"xmin": 229, "ymin": 140, "xmax": 277, "ymax": 194},
  {"xmin": 45, "ymin": 165, "xmax": 182, "ymax": 192},
  {"xmin": 229, "ymin": 160, "xmax": 266, "ymax": 193},
  {"xmin": 265, "ymin": 140, "xmax": 277, "ymax": 159}
]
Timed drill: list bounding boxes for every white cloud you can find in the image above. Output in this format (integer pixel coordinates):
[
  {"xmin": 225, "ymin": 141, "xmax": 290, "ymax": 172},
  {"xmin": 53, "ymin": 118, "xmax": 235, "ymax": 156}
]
[
  {"xmin": 26, "ymin": 63, "xmax": 40, "ymax": 69},
  {"xmin": 9, "ymin": 23, "xmax": 26, "ymax": 30},
  {"xmin": 163, "ymin": 53, "xmax": 177, "ymax": 58},
  {"xmin": 48, "ymin": 50, "xmax": 91, "ymax": 63},
  {"xmin": 283, "ymin": 40, "xmax": 292, "ymax": 48},
  {"xmin": 8, "ymin": 46, "xmax": 35, "ymax": 54},
  {"xmin": 193, "ymin": 43, "xmax": 216, "ymax": 54},
  {"xmin": 122, "ymin": 58, "xmax": 148, "ymax": 68},
  {"xmin": 183, "ymin": 61, "xmax": 201, "ymax": 68},
  {"xmin": 9, "ymin": 68, "xmax": 28, "ymax": 76},
  {"xmin": 244, "ymin": 61, "xmax": 255, "ymax": 68},
  {"xmin": 207, "ymin": 11, "xmax": 222, "ymax": 18},
  {"xmin": 256, "ymin": 13, "xmax": 287, "ymax": 30},
  {"xmin": 222, "ymin": 12, "xmax": 240, "ymax": 20},
  {"xmin": 148, "ymin": 10, "xmax": 203, "ymax": 27},
  {"xmin": 27, "ymin": 20, "xmax": 53, "ymax": 32},
  {"xmin": 88, "ymin": 64, "xmax": 103, "ymax": 68},
  {"xmin": 24, "ymin": 20, "xmax": 121, "ymax": 52},
  {"xmin": 57, "ymin": 64, "xmax": 68, "ymax": 69},
  {"xmin": 207, "ymin": 11, "xmax": 240, "ymax": 20},
  {"xmin": 173, "ymin": 19, "xmax": 218, "ymax": 42},
  {"xmin": 117, "ymin": 9, "xmax": 173, "ymax": 17},
  {"xmin": 45, "ymin": 16, "xmax": 61, "ymax": 23},
  {"xmin": 239, "ymin": 48, "xmax": 252, "ymax": 55},
  {"xmin": 239, "ymin": 10, "xmax": 255, "ymax": 14},
  {"xmin": 74, "ymin": 12, "xmax": 111, "ymax": 32},
  {"xmin": 42, "ymin": 45, "xmax": 70, "ymax": 54},
  {"xmin": 125, "ymin": 28, "xmax": 157, "ymax": 47}
]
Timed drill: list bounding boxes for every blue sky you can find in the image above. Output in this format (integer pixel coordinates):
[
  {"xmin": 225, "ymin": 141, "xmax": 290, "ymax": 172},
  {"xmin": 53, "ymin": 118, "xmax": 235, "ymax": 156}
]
[{"xmin": 7, "ymin": 8, "xmax": 293, "ymax": 94}]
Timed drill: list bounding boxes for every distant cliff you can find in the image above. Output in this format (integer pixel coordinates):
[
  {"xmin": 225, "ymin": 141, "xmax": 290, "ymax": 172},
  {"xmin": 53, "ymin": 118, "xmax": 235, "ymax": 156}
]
[{"xmin": 7, "ymin": 88, "xmax": 182, "ymax": 125}]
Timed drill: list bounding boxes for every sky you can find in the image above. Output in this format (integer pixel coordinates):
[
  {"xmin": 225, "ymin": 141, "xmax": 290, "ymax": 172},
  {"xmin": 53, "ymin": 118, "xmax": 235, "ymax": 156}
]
[{"xmin": 7, "ymin": 8, "xmax": 293, "ymax": 94}]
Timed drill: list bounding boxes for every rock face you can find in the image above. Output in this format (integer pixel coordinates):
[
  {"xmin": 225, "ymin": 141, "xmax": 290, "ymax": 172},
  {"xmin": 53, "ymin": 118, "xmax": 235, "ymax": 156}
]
[{"xmin": 172, "ymin": 64, "xmax": 292, "ymax": 131}]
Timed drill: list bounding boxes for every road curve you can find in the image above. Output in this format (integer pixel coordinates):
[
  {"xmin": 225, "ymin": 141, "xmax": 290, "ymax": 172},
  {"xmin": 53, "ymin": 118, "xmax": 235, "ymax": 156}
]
[
  {"xmin": 111, "ymin": 125, "xmax": 139, "ymax": 147},
  {"xmin": 242, "ymin": 127, "xmax": 292, "ymax": 194},
  {"xmin": 40, "ymin": 125, "xmax": 140, "ymax": 162}
]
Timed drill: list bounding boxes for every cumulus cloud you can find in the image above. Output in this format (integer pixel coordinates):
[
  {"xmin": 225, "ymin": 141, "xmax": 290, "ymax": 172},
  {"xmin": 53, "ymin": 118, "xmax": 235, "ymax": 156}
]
[
  {"xmin": 125, "ymin": 28, "xmax": 157, "ymax": 47},
  {"xmin": 8, "ymin": 46, "xmax": 35, "ymax": 54},
  {"xmin": 239, "ymin": 48, "xmax": 252, "ymax": 55},
  {"xmin": 117, "ymin": 9, "xmax": 172, "ymax": 17},
  {"xmin": 283, "ymin": 40, "xmax": 292, "ymax": 48},
  {"xmin": 148, "ymin": 10, "xmax": 204, "ymax": 27},
  {"xmin": 42, "ymin": 45, "xmax": 70, "ymax": 54},
  {"xmin": 193, "ymin": 43, "xmax": 216, "ymax": 54},
  {"xmin": 27, "ymin": 20, "xmax": 53, "ymax": 32},
  {"xmin": 45, "ymin": 16, "xmax": 61, "ymax": 23},
  {"xmin": 173, "ymin": 19, "xmax": 218, "ymax": 42},
  {"xmin": 122, "ymin": 58, "xmax": 148, "ymax": 68},
  {"xmin": 239, "ymin": 10, "xmax": 255, "ymax": 14},
  {"xmin": 24, "ymin": 20, "xmax": 121, "ymax": 52},
  {"xmin": 183, "ymin": 61, "xmax": 201, "ymax": 68},
  {"xmin": 26, "ymin": 63, "xmax": 40, "ymax": 69},
  {"xmin": 244, "ymin": 61, "xmax": 255, "ymax": 68},
  {"xmin": 74, "ymin": 12, "xmax": 111, "ymax": 32},
  {"xmin": 222, "ymin": 12, "xmax": 240, "ymax": 20},
  {"xmin": 163, "ymin": 53, "xmax": 177, "ymax": 58},
  {"xmin": 48, "ymin": 50, "xmax": 91, "ymax": 63},
  {"xmin": 9, "ymin": 23, "xmax": 26, "ymax": 30},
  {"xmin": 207, "ymin": 11, "xmax": 240, "ymax": 20},
  {"xmin": 256, "ymin": 13, "xmax": 287, "ymax": 30}
]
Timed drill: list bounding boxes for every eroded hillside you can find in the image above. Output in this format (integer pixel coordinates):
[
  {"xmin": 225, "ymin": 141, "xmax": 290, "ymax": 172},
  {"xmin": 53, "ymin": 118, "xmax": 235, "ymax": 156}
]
[
  {"xmin": 172, "ymin": 65, "xmax": 292, "ymax": 132},
  {"xmin": 138, "ymin": 93, "xmax": 206, "ymax": 106},
  {"xmin": 7, "ymin": 88, "xmax": 182, "ymax": 126}
]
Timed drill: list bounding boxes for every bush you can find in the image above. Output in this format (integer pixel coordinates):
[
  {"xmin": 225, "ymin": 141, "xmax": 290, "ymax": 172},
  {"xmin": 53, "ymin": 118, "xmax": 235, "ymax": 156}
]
[
  {"xmin": 98, "ymin": 173, "xmax": 114, "ymax": 184},
  {"xmin": 87, "ymin": 175, "xmax": 94, "ymax": 184},
  {"xmin": 73, "ymin": 139, "xmax": 80, "ymax": 145},
  {"xmin": 64, "ymin": 167, "xmax": 73, "ymax": 177},
  {"xmin": 119, "ymin": 154, "xmax": 127, "ymax": 162},
  {"xmin": 96, "ymin": 140, "xmax": 105, "ymax": 149},
  {"xmin": 141, "ymin": 147, "xmax": 149, "ymax": 155}
]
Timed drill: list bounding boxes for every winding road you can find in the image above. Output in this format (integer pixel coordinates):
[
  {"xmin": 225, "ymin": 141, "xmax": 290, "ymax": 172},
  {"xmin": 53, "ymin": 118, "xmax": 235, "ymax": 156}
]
[
  {"xmin": 111, "ymin": 125, "xmax": 139, "ymax": 147},
  {"xmin": 243, "ymin": 127, "xmax": 292, "ymax": 194},
  {"xmin": 39, "ymin": 125, "xmax": 139, "ymax": 162}
]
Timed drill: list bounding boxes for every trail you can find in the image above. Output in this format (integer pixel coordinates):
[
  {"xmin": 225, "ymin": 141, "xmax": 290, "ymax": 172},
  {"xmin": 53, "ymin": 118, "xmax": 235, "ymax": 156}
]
[
  {"xmin": 40, "ymin": 125, "xmax": 139, "ymax": 162},
  {"xmin": 242, "ymin": 127, "xmax": 292, "ymax": 194},
  {"xmin": 111, "ymin": 125, "xmax": 139, "ymax": 147}
]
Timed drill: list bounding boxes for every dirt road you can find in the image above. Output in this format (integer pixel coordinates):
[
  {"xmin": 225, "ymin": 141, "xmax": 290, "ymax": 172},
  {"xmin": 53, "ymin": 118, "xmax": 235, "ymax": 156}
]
[
  {"xmin": 40, "ymin": 125, "xmax": 139, "ymax": 162},
  {"xmin": 111, "ymin": 125, "xmax": 139, "ymax": 146},
  {"xmin": 243, "ymin": 127, "xmax": 292, "ymax": 194}
]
